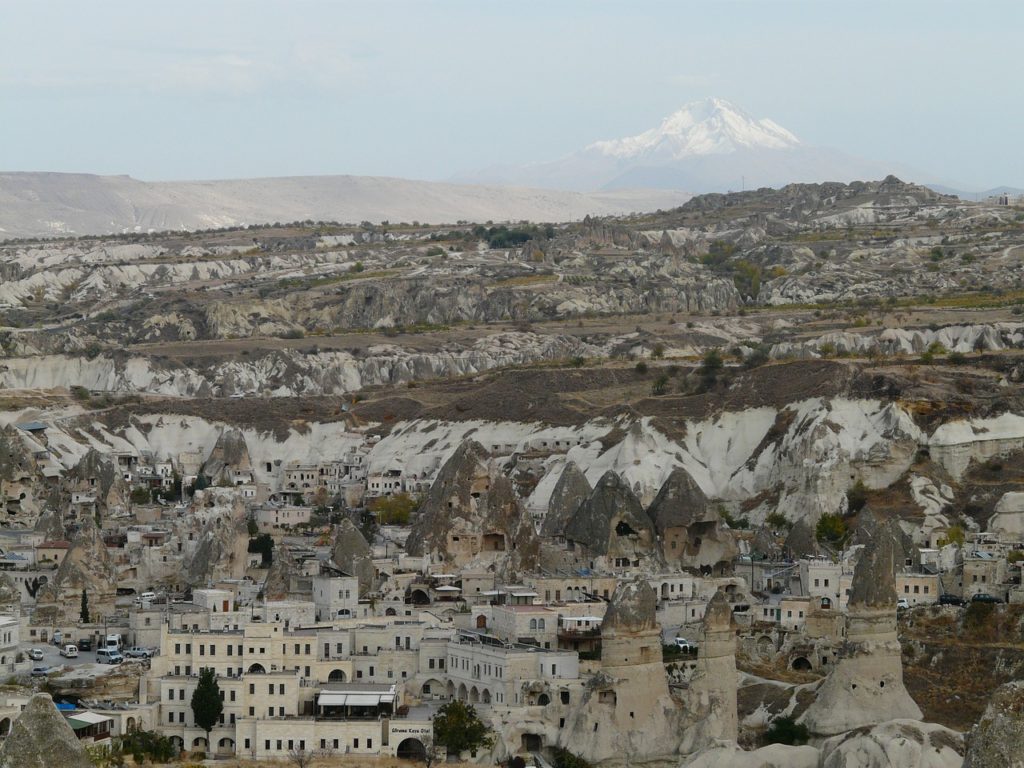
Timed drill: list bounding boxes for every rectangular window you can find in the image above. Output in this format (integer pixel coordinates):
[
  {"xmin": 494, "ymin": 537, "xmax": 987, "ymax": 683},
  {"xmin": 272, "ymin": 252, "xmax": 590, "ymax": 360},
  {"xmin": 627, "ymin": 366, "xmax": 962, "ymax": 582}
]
[{"xmin": 354, "ymin": 739, "xmax": 360, "ymax": 748}]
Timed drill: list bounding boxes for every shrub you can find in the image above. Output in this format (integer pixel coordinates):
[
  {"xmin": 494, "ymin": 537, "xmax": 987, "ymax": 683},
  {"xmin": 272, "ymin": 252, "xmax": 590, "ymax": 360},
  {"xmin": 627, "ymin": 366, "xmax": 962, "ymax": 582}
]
[
  {"xmin": 634, "ymin": 361, "xmax": 649, "ymax": 375},
  {"xmin": 651, "ymin": 373, "xmax": 670, "ymax": 396},
  {"xmin": 846, "ymin": 480, "xmax": 868, "ymax": 513},
  {"xmin": 964, "ymin": 601, "xmax": 995, "ymax": 631},
  {"xmin": 763, "ymin": 715, "xmax": 809, "ymax": 746},
  {"xmin": 765, "ymin": 512, "xmax": 791, "ymax": 530},
  {"xmin": 551, "ymin": 748, "xmax": 593, "ymax": 768}
]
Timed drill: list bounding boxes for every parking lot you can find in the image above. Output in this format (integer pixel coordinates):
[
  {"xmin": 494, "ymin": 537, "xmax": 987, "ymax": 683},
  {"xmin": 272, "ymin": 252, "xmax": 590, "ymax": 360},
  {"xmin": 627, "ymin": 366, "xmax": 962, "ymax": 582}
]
[{"xmin": 27, "ymin": 642, "xmax": 150, "ymax": 676}]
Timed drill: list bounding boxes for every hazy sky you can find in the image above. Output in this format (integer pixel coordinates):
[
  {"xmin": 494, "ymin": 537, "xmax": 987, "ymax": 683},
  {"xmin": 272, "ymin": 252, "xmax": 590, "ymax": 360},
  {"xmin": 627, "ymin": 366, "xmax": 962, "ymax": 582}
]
[{"xmin": 1, "ymin": 0, "xmax": 1019, "ymax": 190}]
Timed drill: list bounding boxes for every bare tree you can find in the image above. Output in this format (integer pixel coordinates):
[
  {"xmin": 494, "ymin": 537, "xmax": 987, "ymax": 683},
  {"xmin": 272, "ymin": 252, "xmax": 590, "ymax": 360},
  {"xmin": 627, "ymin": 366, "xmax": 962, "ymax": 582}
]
[{"xmin": 288, "ymin": 747, "xmax": 335, "ymax": 768}]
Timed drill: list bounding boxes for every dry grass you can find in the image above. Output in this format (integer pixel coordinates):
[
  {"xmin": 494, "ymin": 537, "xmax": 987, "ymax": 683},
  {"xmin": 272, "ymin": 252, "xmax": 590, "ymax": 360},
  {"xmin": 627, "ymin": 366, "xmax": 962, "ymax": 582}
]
[{"xmin": 490, "ymin": 274, "xmax": 557, "ymax": 288}]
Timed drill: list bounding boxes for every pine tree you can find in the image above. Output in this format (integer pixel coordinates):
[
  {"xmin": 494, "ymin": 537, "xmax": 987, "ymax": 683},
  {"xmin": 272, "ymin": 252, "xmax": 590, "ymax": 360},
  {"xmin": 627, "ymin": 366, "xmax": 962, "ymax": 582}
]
[
  {"xmin": 190, "ymin": 668, "xmax": 223, "ymax": 751},
  {"xmin": 80, "ymin": 589, "xmax": 90, "ymax": 624}
]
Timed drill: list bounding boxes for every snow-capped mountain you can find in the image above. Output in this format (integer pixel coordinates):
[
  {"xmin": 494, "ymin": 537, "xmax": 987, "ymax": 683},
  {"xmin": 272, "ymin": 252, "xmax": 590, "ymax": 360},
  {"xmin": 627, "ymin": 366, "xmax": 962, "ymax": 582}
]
[
  {"xmin": 462, "ymin": 98, "xmax": 927, "ymax": 194},
  {"xmin": 587, "ymin": 98, "xmax": 800, "ymax": 160}
]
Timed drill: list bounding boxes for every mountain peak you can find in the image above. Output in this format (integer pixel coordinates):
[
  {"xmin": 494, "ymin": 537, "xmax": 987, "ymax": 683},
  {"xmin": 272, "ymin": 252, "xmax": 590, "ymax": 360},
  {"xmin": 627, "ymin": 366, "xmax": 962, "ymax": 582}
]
[{"xmin": 587, "ymin": 98, "xmax": 801, "ymax": 161}]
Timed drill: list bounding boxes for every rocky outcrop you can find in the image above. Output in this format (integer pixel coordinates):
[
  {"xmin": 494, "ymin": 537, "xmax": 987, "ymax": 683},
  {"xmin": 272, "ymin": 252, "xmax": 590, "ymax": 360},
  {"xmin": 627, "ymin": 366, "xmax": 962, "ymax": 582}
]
[
  {"xmin": 406, "ymin": 440, "xmax": 539, "ymax": 572},
  {"xmin": 801, "ymin": 532, "xmax": 922, "ymax": 735},
  {"xmin": 563, "ymin": 471, "xmax": 661, "ymax": 569},
  {"xmin": 851, "ymin": 508, "xmax": 918, "ymax": 575},
  {"xmin": 0, "ymin": 693, "xmax": 92, "ymax": 768},
  {"xmin": 820, "ymin": 719, "xmax": 964, "ymax": 768},
  {"xmin": 0, "ymin": 570, "xmax": 19, "ymax": 612},
  {"xmin": 36, "ymin": 515, "xmax": 117, "ymax": 621},
  {"xmin": 602, "ymin": 578, "xmax": 659, "ymax": 635},
  {"xmin": 784, "ymin": 520, "xmax": 823, "ymax": 559},
  {"xmin": 963, "ymin": 681, "xmax": 1024, "ymax": 768},
  {"xmin": 200, "ymin": 428, "xmax": 252, "ymax": 483},
  {"xmin": 683, "ymin": 744, "xmax": 819, "ymax": 768},
  {"xmin": 648, "ymin": 468, "xmax": 737, "ymax": 572},
  {"xmin": 407, "ymin": 440, "xmax": 492, "ymax": 560},
  {"xmin": 65, "ymin": 448, "xmax": 128, "ymax": 517},
  {"xmin": 539, "ymin": 462, "xmax": 591, "ymax": 537},
  {"xmin": 331, "ymin": 518, "xmax": 375, "ymax": 596},
  {"xmin": 33, "ymin": 509, "xmax": 64, "ymax": 541},
  {"xmin": 185, "ymin": 489, "xmax": 249, "ymax": 587}
]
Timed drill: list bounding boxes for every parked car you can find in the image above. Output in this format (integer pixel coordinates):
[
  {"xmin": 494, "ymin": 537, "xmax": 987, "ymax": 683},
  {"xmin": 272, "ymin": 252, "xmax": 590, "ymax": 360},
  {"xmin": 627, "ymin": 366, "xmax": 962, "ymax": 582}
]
[
  {"xmin": 30, "ymin": 666, "xmax": 50, "ymax": 677},
  {"xmin": 60, "ymin": 644, "xmax": 78, "ymax": 658},
  {"xmin": 27, "ymin": 648, "xmax": 44, "ymax": 661},
  {"xmin": 77, "ymin": 638, "xmax": 93, "ymax": 651},
  {"xmin": 938, "ymin": 594, "xmax": 965, "ymax": 606},
  {"xmin": 896, "ymin": 598, "xmax": 910, "ymax": 610},
  {"xmin": 124, "ymin": 647, "xmax": 152, "ymax": 659},
  {"xmin": 674, "ymin": 637, "xmax": 698, "ymax": 653},
  {"xmin": 970, "ymin": 593, "xmax": 1002, "ymax": 604},
  {"xmin": 97, "ymin": 648, "xmax": 123, "ymax": 664}
]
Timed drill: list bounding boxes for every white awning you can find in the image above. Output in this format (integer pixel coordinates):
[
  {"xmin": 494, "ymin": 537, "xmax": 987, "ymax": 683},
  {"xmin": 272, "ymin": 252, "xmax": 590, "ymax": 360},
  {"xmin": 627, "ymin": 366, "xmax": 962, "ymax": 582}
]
[
  {"xmin": 347, "ymin": 693, "xmax": 394, "ymax": 706},
  {"xmin": 317, "ymin": 692, "xmax": 348, "ymax": 707},
  {"xmin": 317, "ymin": 691, "xmax": 395, "ymax": 708},
  {"xmin": 435, "ymin": 585, "xmax": 461, "ymax": 592},
  {"xmin": 67, "ymin": 711, "xmax": 111, "ymax": 725}
]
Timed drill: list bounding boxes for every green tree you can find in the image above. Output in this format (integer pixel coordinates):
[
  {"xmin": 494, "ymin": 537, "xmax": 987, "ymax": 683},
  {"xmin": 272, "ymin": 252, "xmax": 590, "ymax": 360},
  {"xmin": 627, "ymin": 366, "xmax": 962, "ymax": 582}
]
[
  {"xmin": 433, "ymin": 700, "xmax": 493, "ymax": 756},
  {"xmin": 816, "ymin": 513, "xmax": 847, "ymax": 545},
  {"xmin": 130, "ymin": 487, "xmax": 152, "ymax": 505},
  {"xmin": 373, "ymin": 492, "xmax": 418, "ymax": 525},
  {"xmin": 765, "ymin": 512, "xmax": 791, "ymax": 531},
  {"xmin": 247, "ymin": 533, "xmax": 274, "ymax": 566},
  {"xmin": 80, "ymin": 589, "xmax": 90, "ymax": 624},
  {"xmin": 246, "ymin": 517, "xmax": 259, "ymax": 537},
  {"xmin": 190, "ymin": 668, "xmax": 223, "ymax": 750}
]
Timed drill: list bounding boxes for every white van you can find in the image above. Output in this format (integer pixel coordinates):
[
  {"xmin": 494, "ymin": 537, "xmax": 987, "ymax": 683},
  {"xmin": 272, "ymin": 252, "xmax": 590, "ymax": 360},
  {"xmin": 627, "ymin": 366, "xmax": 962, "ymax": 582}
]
[
  {"xmin": 135, "ymin": 592, "xmax": 156, "ymax": 604},
  {"xmin": 97, "ymin": 648, "xmax": 123, "ymax": 664},
  {"xmin": 105, "ymin": 634, "xmax": 122, "ymax": 650},
  {"xmin": 60, "ymin": 644, "xmax": 78, "ymax": 658}
]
